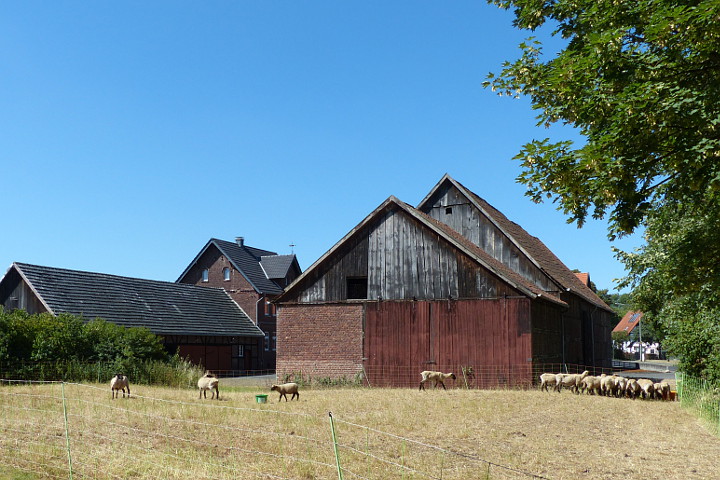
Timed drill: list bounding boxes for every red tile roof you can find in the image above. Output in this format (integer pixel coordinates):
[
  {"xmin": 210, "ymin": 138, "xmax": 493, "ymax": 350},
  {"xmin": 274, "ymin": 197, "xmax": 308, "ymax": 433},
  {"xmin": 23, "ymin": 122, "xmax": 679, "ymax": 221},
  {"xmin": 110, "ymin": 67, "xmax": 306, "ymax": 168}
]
[{"xmin": 613, "ymin": 310, "xmax": 644, "ymax": 334}]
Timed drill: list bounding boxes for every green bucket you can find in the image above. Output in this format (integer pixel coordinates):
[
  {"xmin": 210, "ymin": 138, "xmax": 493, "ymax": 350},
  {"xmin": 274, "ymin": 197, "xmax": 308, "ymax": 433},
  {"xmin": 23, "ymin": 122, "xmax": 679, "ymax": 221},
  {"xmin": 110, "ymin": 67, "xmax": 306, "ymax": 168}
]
[{"xmin": 255, "ymin": 394, "xmax": 268, "ymax": 404}]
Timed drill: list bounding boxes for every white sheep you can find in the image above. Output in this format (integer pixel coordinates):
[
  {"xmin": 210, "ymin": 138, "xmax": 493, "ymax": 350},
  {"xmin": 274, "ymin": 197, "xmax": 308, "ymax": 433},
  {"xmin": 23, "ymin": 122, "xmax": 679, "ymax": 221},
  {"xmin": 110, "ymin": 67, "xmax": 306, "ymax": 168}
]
[
  {"xmin": 198, "ymin": 371, "xmax": 220, "ymax": 400},
  {"xmin": 637, "ymin": 378, "xmax": 655, "ymax": 400},
  {"xmin": 625, "ymin": 378, "xmax": 641, "ymax": 399},
  {"xmin": 110, "ymin": 374, "xmax": 130, "ymax": 399},
  {"xmin": 419, "ymin": 371, "xmax": 456, "ymax": 391},
  {"xmin": 539, "ymin": 372, "xmax": 559, "ymax": 393},
  {"xmin": 614, "ymin": 376, "xmax": 628, "ymax": 397},
  {"xmin": 600, "ymin": 374, "xmax": 619, "ymax": 397},
  {"xmin": 654, "ymin": 381, "xmax": 671, "ymax": 400},
  {"xmin": 580, "ymin": 375, "xmax": 602, "ymax": 395},
  {"xmin": 270, "ymin": 382, "xmax": 299, "ymax": 401},
  {"xmin": 555, "ymin": 370, "xmax": 589, "ymax": 394}
]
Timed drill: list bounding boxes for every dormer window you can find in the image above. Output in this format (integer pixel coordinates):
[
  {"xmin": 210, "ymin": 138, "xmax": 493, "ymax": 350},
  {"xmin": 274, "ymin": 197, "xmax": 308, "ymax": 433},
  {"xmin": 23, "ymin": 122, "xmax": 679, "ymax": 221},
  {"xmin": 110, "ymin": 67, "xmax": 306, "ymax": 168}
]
[
  {"xmin": 223, "ymin": 267, "xmax": 231, "ymax": 281},
  {"xmin": 202, "ymin": 269, "xmax": 209, "ymax": 282}
]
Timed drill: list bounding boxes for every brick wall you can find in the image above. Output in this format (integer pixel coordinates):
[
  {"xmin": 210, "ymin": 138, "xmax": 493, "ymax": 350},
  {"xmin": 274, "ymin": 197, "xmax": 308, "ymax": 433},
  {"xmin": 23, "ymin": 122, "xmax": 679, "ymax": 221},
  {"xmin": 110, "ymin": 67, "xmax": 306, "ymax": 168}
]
[{"xmin": 276, "ymin": 303, "xmax": 364, "ymax": 380}]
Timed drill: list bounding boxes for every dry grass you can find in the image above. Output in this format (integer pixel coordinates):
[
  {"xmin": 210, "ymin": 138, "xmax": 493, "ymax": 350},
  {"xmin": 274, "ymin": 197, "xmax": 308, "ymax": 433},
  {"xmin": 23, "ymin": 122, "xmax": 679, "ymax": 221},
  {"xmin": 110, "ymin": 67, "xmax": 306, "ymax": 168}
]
[{"xmin": 1, "ymin": 381, "xmax": 718, "ymax": 479}]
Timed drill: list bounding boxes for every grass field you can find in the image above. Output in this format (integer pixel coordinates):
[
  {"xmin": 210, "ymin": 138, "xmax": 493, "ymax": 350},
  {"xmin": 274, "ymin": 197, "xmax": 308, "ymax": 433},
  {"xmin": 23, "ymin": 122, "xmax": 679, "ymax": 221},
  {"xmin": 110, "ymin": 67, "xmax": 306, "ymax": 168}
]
[{"xmin": 1, "ymin": 381, "xmax": 719, "ymax": 479}]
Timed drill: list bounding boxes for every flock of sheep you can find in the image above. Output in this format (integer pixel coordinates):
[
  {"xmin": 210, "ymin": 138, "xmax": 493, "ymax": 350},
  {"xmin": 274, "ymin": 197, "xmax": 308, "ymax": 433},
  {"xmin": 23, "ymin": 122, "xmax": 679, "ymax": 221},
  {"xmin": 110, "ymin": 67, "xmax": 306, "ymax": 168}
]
[
  {"xmin": 108, "ymin": 369, "xmax": 672, "ymax": 402},
  {"xmin": 109, "ymin": 372, "xmax": 300, "ymax": 402},
  {"xmin": 539, "ymin": 370, "xmax": 673, "ymax": 400}
]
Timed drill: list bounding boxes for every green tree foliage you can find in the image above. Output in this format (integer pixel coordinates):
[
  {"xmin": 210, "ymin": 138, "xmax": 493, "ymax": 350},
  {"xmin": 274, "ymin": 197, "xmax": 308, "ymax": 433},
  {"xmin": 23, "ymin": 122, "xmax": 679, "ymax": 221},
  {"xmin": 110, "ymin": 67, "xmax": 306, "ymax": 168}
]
[
  {"xmin": 0, "ymin": 307, "xmax": 168, "ymax": 365},
  {"xmin": 486, "ymin": 0, "xmax": 720, "ymax": 378}
]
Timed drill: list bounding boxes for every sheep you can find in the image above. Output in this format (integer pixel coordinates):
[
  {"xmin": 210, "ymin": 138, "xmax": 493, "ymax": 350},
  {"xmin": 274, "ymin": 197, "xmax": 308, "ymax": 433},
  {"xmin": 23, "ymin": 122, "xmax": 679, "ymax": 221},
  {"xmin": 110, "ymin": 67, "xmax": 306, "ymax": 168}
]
[
  {"xmin": 654, "ymin": 381, "xmax": 671, "ymax": 400},
  {"xmin": 626, "ymin": 378, "xmax": 641, "ymax": 399},
  {"xmin": 600, "ymin": 374, "xmax": 619, "ymax": 397},
  {"xmin": 270, "ymin": 382, "xmax": 299, "ymax": 401},
  {"xmin": 197, "ymin": 371, "xmax": 220, "ymax": 400},
  {"xmin": 110, "ymin": 374, "xmax": 130, "ymax": 399},
  {"xmin": 637, "ymin": 378, "xmax": 655, "ymax": 400},
  {"xmin": 419, "ymin": 371, "xmax": 456, "ymax": 391},
  {"xmin": 580, "ymin": 375, "xmax": 602, "ymax": 395},
  {"xmin": 555, "ymin": 370, "xmax": 589, "ymax": 394},
  {"xmin": 539, "ymin": 372, "xmax": 559, "ymax": 393},
  {"xmin": 614, "ymin": 376, "xmax": 629, "ymax": 397}
]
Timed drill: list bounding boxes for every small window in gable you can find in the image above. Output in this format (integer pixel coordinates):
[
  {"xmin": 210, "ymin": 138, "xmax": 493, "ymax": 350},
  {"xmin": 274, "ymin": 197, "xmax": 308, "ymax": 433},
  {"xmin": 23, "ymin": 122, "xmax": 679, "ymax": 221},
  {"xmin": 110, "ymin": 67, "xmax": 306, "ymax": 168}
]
[
  {"xmin": 347, "ymin": 277, "xmax": 368, "ymax": 300},
  {"xmin": 445, "ymin": 206, "xmax": 453, "ymax": 214},
  {"xmin": 223, "ymin": 267, "xmax": 231, "ymax": 281},
  {"xmin": 202, "ymin": 269, "xmax": 209, "ymax": 282}
]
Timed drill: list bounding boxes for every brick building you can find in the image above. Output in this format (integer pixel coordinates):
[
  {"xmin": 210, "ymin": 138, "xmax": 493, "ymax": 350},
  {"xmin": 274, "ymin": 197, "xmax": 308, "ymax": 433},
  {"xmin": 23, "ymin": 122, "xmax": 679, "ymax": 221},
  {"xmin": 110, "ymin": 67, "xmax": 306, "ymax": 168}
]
[{"xmin": 177, "ymin": 237, "xmax": 301, "ymax": 370}]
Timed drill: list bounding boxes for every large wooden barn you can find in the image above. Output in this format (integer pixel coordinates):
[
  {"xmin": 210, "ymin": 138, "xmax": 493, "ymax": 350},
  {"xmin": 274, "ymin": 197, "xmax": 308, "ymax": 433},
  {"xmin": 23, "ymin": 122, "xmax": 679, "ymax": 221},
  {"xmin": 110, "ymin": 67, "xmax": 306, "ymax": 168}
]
[{"xmin": 275, "ymin": 175, "xmax": 614, "ymax": 387}]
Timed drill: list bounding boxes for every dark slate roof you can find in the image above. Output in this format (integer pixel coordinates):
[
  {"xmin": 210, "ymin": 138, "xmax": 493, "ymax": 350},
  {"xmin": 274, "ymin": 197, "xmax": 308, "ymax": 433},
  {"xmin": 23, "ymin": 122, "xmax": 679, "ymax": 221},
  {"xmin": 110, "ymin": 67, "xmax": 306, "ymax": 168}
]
[
  {"xmin": 260, "ymin": 255, "xmax": 296, "ymax": 280},
  {"xmin": 177, "ymin": 239, "xmax": 287, "ymax": 295},
  {"xmin": 10, "ymin": 263, "xmax": 263, "ymax": 337},
  {"xmin": 416, "ymin": 175, "xmax": 613, "ymax": 313}
]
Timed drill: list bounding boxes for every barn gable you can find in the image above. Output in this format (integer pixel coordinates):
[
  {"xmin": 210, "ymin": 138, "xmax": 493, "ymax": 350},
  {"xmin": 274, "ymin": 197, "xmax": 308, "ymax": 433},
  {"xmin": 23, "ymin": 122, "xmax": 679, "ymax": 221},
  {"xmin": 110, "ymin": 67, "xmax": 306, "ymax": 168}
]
[{"xmin": 278, "ymin": 196, "xmax": 564, "ymax": 306}]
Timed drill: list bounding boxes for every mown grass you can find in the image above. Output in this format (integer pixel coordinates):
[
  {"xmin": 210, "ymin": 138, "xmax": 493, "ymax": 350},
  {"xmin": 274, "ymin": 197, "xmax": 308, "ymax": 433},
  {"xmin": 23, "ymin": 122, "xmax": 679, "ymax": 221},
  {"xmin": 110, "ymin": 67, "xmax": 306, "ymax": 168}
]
[{"xmin": 1, "ymin": 381, "xmax": 719, "ymax": 479}]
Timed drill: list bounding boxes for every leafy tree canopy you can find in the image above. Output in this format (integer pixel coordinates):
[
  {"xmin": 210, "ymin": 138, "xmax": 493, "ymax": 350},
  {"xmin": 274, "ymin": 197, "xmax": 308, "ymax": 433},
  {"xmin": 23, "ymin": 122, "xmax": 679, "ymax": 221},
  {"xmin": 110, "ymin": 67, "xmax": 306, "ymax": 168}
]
[
  {"xmin": 486, "ymin": 0, "xmax": 720, "ymax": 377},
  {"xmin": 485, "ymin": 0, "xmax": 720, "ymax": 238}
]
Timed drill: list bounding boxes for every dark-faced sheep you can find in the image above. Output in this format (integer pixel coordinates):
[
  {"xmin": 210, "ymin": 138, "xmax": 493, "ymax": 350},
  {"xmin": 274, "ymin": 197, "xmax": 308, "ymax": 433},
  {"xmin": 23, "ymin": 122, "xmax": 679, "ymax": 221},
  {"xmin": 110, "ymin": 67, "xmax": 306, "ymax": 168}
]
[
  {"xmin": 419, "ymin": 371, "xmax": 456, "ymax": 391},
  {"xmin": 271, "ymin": 383, "xmax": 299, "ymax": 401},
  {"xmin": 110, "ymin": 374, "xmax": 130, "ymax": 399},
  {"xmin": 198, "ymin": 371, "xmax": 220, "ymax": 400}
]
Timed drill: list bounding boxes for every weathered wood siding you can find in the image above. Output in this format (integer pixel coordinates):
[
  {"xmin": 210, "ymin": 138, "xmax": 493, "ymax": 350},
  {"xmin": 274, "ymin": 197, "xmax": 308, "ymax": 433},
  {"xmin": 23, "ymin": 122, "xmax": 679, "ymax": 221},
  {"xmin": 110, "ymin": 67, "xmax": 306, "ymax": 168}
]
[
  {"xmin": 0, "ymin": 270, "xmax": 47, "ymax": 314},
  {"xmin": 420, "ymin": 183, "xmax": 557, "ymax": 292},
  {"xmin": 287, "ymin": 205, "xmax": 521, "ymax": 303},
  {"xmin": 363, "ymin": 298, "xmax": 533, "ymax": 387}
]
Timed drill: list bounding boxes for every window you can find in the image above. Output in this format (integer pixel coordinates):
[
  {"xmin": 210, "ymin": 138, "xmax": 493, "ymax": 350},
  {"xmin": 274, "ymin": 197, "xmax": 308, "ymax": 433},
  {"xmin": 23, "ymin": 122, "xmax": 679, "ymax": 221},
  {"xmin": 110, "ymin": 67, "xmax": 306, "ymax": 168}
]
[
  {"xmin": 346, "ymin": 277, "xmax": 368, "ymax": 300},
  {"xmin": 202, "ymin": 269, "xmax": 209, "ymax": 282},
  {"xmin": 223, "ymin": 267, "xmax": 231, "ymax": 281},
  {"xmin": 264, "ymin": 333, "xmax": 270, "ymax": 352},
  {"xmin": 272, "ymin": 333, "xmax": 277, "ymax": 352},
  {"xmin": 232, "ymin": 344, "xmax": 244, "ymax": 358},
  {"xmin": 445, "ymin": 206, "xmax": 453, "ymax": 214}
]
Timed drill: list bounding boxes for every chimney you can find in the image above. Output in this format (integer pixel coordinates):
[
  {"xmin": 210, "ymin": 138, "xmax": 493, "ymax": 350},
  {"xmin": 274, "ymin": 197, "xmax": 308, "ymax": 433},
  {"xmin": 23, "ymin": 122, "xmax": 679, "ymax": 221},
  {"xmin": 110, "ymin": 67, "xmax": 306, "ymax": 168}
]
[{"xmin": 235, "ymin": 237, "xmax": 244, "ymax": 247}]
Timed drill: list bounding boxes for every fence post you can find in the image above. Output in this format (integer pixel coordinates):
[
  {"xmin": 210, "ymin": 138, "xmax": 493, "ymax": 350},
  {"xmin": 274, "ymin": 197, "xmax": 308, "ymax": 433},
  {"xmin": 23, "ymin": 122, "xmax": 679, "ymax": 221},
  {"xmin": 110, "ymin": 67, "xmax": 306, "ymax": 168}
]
[
  {"xmin": 61, "ymin": 382, "xmax": 74, "ymax": 480},
  {"xmin": 328, "ymin": 412, "xmax": 344, "ymax": 480}
]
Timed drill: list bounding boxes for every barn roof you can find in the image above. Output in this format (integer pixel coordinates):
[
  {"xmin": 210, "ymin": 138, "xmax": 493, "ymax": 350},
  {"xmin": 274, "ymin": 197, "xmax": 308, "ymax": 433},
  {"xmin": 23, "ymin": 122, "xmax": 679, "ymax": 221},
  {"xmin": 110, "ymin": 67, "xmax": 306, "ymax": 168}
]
[
  {"xmin": 418, "ymin": 174, "xmax": 613, "ymax": 313},
  {"xmin": 177, "ymin": 238, "xmax": 292, "ymax": 295},
  {"xmin": 5, "ymin": 262, "xmax": 264, "ymax": 337},
  {"xmin": 277, "ymin": 196, "xmax": 566, "ymax": 307},
  {"xmin": 613, "ymin": 310, "xmax": 644, "ymax": 334}
]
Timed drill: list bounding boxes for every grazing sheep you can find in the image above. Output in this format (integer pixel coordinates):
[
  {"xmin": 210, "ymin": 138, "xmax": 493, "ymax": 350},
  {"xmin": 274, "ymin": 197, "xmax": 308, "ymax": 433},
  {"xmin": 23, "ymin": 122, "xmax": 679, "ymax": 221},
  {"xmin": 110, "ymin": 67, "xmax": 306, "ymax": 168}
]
[
  {"xmin": 419, "ymin": 371, "xmax": 456, "ymax": 391},
  {"xmin": 637, "ymin": 378, "xmax": 655, "ymax": 400},
  {"xmin": 580, "ymin": 375, "xmax": 602, "ymax": 395},
  {"xmin": 626, "ymin": 378, "xmax": 641, "ymax": 399},
  {"xmin": 198, "ymin": 371, "xmax": 220, "ymax": 400},
  {"xmin": 110, "ymin": 374, "xmax": 130, "ymax": 399},
  {"xmin": 539, "ymin": 372, "xmax": 559, "ymax": 393},
  {"xmin": 654, "ymin": 381, "xmax": 671, "ymax": 400},
  {"xmin": 555, "ymin": 370, "xmax": 589, "ymax": 394},
  {"xmin": 614, "ymin": 376, "xmax": 629, "ymax": 397},
  {"xmin": 600, "ymin": 374, "xmax": 620, "ymax": 397},
  {"xmin": 271, "ymin": 382, "xmax": 299, "ymax": 402}
]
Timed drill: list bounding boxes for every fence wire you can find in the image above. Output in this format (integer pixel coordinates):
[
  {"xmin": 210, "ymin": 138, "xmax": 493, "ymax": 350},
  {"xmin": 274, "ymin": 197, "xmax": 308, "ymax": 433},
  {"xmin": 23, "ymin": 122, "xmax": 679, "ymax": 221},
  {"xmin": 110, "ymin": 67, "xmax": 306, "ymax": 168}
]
[
  {"xmin": 0, "ymin": 379, "xmax": 548, "ymax": 480},
  {"xmin": 676, "ymin": 372, "xmax": 720, "ymax": 436}
]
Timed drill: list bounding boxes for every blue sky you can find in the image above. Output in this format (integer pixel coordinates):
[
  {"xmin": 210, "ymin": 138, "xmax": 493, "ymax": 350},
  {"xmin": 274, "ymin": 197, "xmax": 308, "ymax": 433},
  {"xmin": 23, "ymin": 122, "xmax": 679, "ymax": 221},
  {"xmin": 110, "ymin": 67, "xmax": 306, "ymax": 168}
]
[{"xmin": 0, "ymin": 2, "xmax": 641, "ymax": 293}]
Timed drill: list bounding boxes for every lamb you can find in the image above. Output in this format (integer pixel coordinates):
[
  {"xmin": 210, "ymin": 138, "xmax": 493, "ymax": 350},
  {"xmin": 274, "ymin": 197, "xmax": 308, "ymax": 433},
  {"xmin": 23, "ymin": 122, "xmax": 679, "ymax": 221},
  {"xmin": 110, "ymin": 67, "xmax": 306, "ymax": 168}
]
[
  {"xmin": 555, "ymin": 370, "xmax": 589, "ymax": 394},
  {"xmin": 197, "ymin": 371, "xmax": 220, "ymax": 400},
  {"xmin": 110, "ymin": 374, "xmax": 130, "ymax": 399},
  {"xmin": 270, "ymin": 382, "xmax": 299, "ymax": 402},
  {"xmin": 637, "ymin": 378, "xmax": 655, "ymax": 400},
  {"xmin": 539, "ymin": 372, "xmax": 559, "ymax": 393},
  {"xmin": 419, "ymin": 371, "xmax": 456, "ymax": 391}
]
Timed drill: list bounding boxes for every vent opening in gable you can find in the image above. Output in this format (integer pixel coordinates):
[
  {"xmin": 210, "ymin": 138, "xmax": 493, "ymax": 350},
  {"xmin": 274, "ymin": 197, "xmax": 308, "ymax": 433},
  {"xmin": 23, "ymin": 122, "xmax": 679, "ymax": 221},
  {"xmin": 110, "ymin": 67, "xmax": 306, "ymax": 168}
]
[{"xmin": 346, "ymin": 277, "xmax": 368, "ymax": 300}]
